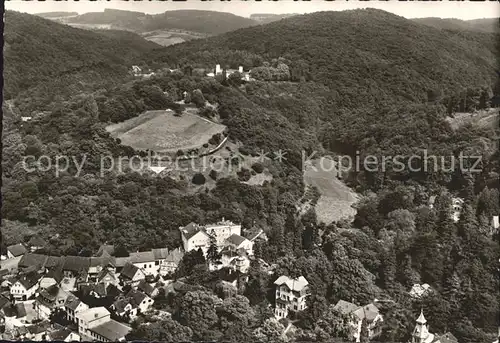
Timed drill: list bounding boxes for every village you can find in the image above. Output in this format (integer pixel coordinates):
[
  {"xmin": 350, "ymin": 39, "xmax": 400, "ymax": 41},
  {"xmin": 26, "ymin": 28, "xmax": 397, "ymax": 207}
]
[{"xmin": 1, "ymin": 212, "xmax": 485, "ymax": 342}]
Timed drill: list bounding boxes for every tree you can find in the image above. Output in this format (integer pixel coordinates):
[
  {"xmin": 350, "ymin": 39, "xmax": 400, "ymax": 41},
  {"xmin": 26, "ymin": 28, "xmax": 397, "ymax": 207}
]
[
  {"xmin": 173, "ymin": 290, "xmax": 223, "ymax": 340},
  {"xmin": 191, "ymin": 89, "xmax": 206, "ymax": 108},
  {"xmin": 252, "ymin": 318, "xmax": 287, "ymax": 343},
  {"xmin": 176, "ymin": 249, "xmax": 206, "ymax": 278},
  {"xmin": 206, "ymin": 233, "xmax": 221, "ymax": 265},
  {"xmin": 127, "ymin": 317, "xmax": 193, "ymax": 341},
  {"xmin": 360, "ymin": 317, "xmax": 370, "ymax": 342},
  {"xmin": 192, "ymin": 173, "xmax": 206, "ymax": 185}
]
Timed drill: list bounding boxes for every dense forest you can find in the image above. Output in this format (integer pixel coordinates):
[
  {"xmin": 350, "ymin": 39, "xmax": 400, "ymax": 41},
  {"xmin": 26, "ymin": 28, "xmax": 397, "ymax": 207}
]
[
  {"xmin": 2, "ymin": 9, "xmax": 499, "ymax": 343},
  {"xmin": 3, "ymin": 11, "xmax": 161, "ymax": 99}
]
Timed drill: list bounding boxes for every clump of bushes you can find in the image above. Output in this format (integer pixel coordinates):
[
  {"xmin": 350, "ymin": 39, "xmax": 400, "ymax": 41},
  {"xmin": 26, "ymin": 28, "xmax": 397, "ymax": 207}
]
[
  {"xmin": 192, "ymin": 173, "xmax": 206, "ymax": 185},
  {"xmin": 251, "ymin": 162, "xmax": 264, "ymax": 174}
]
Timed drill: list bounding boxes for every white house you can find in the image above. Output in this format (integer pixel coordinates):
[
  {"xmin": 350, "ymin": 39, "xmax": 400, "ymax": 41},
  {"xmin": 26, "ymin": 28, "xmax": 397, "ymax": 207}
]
[
  {"xmin": 10, "ymin": 273, "xmax": 41, "ymax": 301},
  {"xmin": 179, "ymin": 220, "xmax": 242, "ymax": 254},
  {"xmin": 64, "ymin": 295, "xmax": 89, "ymax": 324},
  {"xmin": 118, "ymin": 262, "xmax": 146, "ymax": 287},
  {"xmin": 225, "ymin": 234, "xmax": 254, "ymax": 256},
  {"xmin": 409, "ymin": 283, "xmax": 432, "ymax": 299},
  {"xmin": 47, "ymin": 328, "xmax": 81, "ymax": 342},
  {"xmin": 6, "ymin": 244, "xmax": 27, "ymax": 259},
  {"xmin": 333, "ymin": 300, "xmax": 384, "ymax": 342},
  {"xmin": 76, "ymin": 307, "xmax": 131, "ymax": 342},
  {"xmin": 274, "ymin": 275, "xmax": 309, "ymax": 318}
]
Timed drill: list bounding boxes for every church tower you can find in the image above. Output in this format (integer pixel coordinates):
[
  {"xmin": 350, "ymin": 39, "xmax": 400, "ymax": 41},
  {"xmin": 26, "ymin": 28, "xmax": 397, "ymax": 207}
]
[{"xmin": 411, "ymin": 310, "xmax": 435, "ymax": 343}]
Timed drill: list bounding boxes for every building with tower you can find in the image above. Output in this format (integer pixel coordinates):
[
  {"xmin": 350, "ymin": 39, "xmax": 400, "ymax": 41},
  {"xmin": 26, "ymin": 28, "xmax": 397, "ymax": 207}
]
[{"xmin": 411, "ymin": 310, "xmax": 458, "ymax": 343}]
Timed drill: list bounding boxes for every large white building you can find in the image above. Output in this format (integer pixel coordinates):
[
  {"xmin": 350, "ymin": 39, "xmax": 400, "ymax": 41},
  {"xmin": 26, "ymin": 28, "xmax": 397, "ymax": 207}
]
[
  {"xmin": 274, "ymin": 275, "xmax": 309, "ymax": 318},
  {"xmin": 179, "ymin": 220, "xmax": 254, "ymax": 256},
  {"xmin": 75, "ymin": 307, "xmax": 131, "ymax": 342}
]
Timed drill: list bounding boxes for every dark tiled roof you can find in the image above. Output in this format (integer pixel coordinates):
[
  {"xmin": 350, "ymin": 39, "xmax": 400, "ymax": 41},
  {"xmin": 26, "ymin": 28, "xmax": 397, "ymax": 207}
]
[
  {"xmin": 120, "ymin": 263, "xmax": 139, "ymax": 280},
  {"xmin": 96, "ymin": 245, "xmax": 115, "ymax": 257},
  {"xmin": 90, "ymin": 319, "xmax": 131, "ymax": 341},
  {"xmin": 61, "ymin": 256, "xmax": 90, "ymax": 272},
  {"xmin": 64, "ymin": 295, "xmax": 82, "ymax": 311},
  {"xmin": 7, "ymin": 244, "xmax": 27, "ymax": 257},
  {"xmin": 15, "ymin": 303, "xmax": 27, "ymax": 318},
  {"xmin": 129, "ymin": 251, "xmax": 155, "ymax": 264},
  {"xmin": 27, "ymin": 320, "xmax": 50, "ymax": 334},
  {"xmin": 152, "ymin": 248, "xmax": 169, "ymax": 260},
  {"xmin": 179, "ymin": 222, "xmax": 204, "ymax": 240},
  {"xmin": 137, "ymin": 280, "xmax": 154, "ymax": 296},
  {"xmin": 126, "ymin": 289, "xmax": 147, "ymax": 307},
  {"xmin": 49, "ymin": 328, "xmax": 72, "ymax": 341},
  {"xmin": 225, "ymin": 234, "xmax": 247, "ymax": 246},
  {"xmin": 16, "ymin": 272, "xmax": 41, "ymax": 290}
]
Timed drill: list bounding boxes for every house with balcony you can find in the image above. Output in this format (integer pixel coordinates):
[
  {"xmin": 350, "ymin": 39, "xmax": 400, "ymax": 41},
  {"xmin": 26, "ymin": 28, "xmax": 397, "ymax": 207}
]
[
  {"xmin": 274, "ymin": 275, "xmax": 309, "ymax": 318},
  {"xmin": 179, "ymin": 219, "xmax": 242, "ymax": 254},
  {"xmin": 333, "ymin": 300, "xmax": 383, "ymax": 342},
  {"xmin": 10, "ymin": 273, "xmax": 41, "ymax": 301}
]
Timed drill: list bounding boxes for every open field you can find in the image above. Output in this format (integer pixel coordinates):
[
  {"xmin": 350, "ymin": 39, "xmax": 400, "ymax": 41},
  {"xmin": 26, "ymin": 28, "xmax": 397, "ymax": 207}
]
[
  {"xmin": 303, "ymin": 157, "xmax": 359, "ymax": 224},
  {"xmin": 141, "ymin": 30, "xmax": 208, "ymax": 46},
  {"xmin": 446, "ymin": 108, "xmax": 499, "ymax": 131},
  {"xmin": 105, "ymin": 109, "xmax": 226, "ymax": 152}
]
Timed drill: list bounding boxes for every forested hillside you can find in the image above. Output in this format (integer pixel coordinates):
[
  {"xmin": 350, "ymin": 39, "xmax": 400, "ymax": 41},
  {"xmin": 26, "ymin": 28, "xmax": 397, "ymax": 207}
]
[
  {"xmin": 413, "ymin": 17, "xmax": 499, "ymax": 33},
  {"xmin": 2, "ymin": 9, "xmax": 499, "ymax": 343},
  {"xmin": 4, "ymin": 11, "xmax": 161, "ymax": 99}
]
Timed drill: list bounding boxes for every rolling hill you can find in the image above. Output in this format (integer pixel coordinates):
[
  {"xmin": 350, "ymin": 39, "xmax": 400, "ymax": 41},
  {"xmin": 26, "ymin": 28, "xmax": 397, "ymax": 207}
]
[
  {"xmin": 49, "ymin": 9, "xmax": 258, "ymax": 34},
  {"xmin": 413, "ymin": 17, "xmax": 499, "ymax": 33},
  {"xmin": 249, "ymin": 13, "xmax": 301, "ymax": 24},
  {"xmin": 4, "ymin": 11, "xmax": 161, "ymax": 99},
  {"xmin": 146, "ymin": 9, "xmax": 499, "ymax": 107}
]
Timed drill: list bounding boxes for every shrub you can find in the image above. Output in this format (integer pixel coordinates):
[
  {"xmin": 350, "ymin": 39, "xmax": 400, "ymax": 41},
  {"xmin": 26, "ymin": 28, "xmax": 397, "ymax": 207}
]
[
  {"xmin": 237, "ymin": 168, "xmax": 251, "ymax": 182},
  {"xmin": 209, "ymin": 169, "xmax": 218, "ymax": 180},
  {"xmin": 251, "ymin": 162, "xmax": 264, "ymax": 174},
  {"xmin": 192, "ymin": 173, "xmax": 206, "ymax": 185}
]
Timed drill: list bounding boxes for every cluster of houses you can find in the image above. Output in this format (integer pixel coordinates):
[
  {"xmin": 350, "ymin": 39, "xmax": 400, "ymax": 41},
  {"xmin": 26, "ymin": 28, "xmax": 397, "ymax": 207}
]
[
  {"xmin": 1, "ymin": 218, "xmax": 480, "ymax": 342},
  {"xmin": 206, "ymin": 64, "xmax": 252, "ymax": 81},
  {"xmin": 0, "ymin": 241, "xmax": 186, "ymax": 341}
]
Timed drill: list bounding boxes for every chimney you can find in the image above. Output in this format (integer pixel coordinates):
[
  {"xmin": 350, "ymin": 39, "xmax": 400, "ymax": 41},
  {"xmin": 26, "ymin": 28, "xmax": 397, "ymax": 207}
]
[
  {"xmin": 215, "ymin": 64, "xmax": 221, "ymax": 74},
  {"xmin": 238, "ymin": 66, "xmax": 243, "ymax": 73},
  {"xmin": 94, "ymin": 313, "xmax": 98, "ymax": 318}
]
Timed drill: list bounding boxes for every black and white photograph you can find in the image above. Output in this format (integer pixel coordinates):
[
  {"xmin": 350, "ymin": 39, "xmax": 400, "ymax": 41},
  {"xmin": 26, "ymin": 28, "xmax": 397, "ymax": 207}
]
[{"xmin": 1, "ymin": 0, "xmax": 499, "ymax": 342}]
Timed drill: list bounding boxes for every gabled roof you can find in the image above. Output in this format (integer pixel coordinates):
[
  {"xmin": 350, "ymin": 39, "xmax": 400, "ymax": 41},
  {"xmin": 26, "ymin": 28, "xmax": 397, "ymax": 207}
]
[
  {"xmin": 129, "ymin": 251, "xmax": 155, "ymax": 264},
  {"xmin": 245, "ymin": 227, "xmax": 266, "ymax": 242},
  {"xmin": 165, "ymin": 248, "xmax": 184, "ymax": 264},
  {"xmin": 65, "ymin": 295, "xmax": 84, "ymax": 311},
  {"xmin": 90, "ymin": 319, "xmax": 131, "ymax": 341},
  {"xmin": 90, "ymin": 253, "xmax": 116, "ymax": 268},
  {"xmin": 179, "ymin": 222, "xmax": 206, "ymax": 240},
  {"xmin": 113, "ymin": 298, "xmax": 130, "ymax": 313},
  {"xmin": 49, "ymin": 328, "xmax": 73, "ymax": 341},
  {"xmin": 97, "ymin": 268, "xmax": 116, "ymax": 282},
  {"xmin": 436, "ymin": 332, "xmax": 458, "ymax": 343},
  {"xmin": 7, "ymin": 244, "xmax": 27, "ymax": 257},
  {"xmin": 353, "ymin": 303, "xmax": 380, "ymax": 323},
  {"xmin": 225, "ymin": 234, "xmax": 248, "ymax": 247},
  {"xmin": 15, "ymin": 272, "xmax": 41, "ymax": 290},
  {"xmin": 27, "ymin": 320, "xmax": 50, "ymax": 334},
  {"xmin": 61, "ymin": 256, "xmax": 90, "ymax": 272},
  {"xmin": 125, "ymin": 289, "xmax": 148, "ymax": 307},
  {"xmin": 274, "ymin": 275, "xmax": 309, "ymax": 292},
  {"xmin": 120, "ymin": 262, "xmax": 140, "ymax": 280},
  {"xmin": 416, "ymin": 310, "xmax": 426, "ymax": 324},
  {"xmin": 333, "ymin": 300, "xmax": 359, "ymax": 315},
  {"xmin": 96, "ymin": 244, "xmax": 115, "ymax": 257},
  {"xmin": 137, "ymin": 280, "xmax": 155, "ymax": 296}
]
